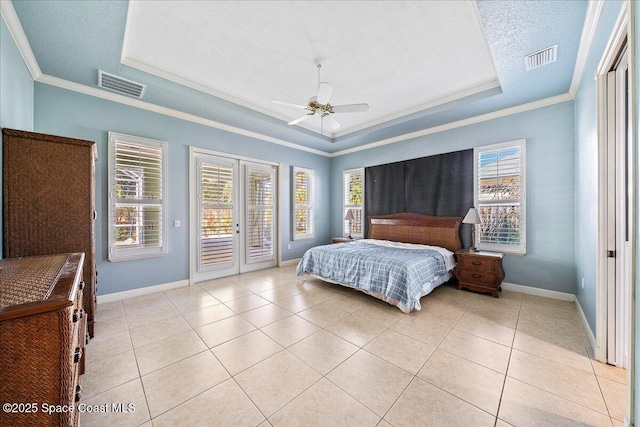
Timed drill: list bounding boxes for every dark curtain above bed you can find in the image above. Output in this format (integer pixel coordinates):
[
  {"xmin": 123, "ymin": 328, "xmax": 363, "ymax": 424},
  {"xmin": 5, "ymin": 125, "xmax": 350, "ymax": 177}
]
[{"xmin": 365, "ymin": 149, "xmax": 474, "ymax": 249}]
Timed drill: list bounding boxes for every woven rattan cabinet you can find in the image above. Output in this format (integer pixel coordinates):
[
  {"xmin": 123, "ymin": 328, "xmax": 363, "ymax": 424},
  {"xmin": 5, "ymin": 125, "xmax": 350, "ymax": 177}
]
[
  {"xmin": 0, "ymin": 253, "xmax": 86, "ymax": 427},
  {"xmin": 2, "ymin": 128, "xmax": 97, "ymax": 338}
]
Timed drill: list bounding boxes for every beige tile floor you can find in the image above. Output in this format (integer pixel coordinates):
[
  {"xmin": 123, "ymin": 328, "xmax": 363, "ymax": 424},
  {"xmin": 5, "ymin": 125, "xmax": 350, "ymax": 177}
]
[{"xmin": 83, "ymin": 265, "xmax": 628, "ymax": 427}]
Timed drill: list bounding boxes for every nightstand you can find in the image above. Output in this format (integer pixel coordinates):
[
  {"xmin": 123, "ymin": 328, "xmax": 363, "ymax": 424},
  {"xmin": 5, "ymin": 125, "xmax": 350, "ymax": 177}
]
[
  {"xmin": 454, "ymin": 250, "xmax": 505, "ymax": 298},
  {"xmin": 332, "ymin": 237, "xmax": 354, "ymax": 243}
]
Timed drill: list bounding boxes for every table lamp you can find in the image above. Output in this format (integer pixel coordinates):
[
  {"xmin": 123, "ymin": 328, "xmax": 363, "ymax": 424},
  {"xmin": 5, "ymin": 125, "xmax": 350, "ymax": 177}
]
[
  {"xmin": 345, "ymin": 209, "xmax": 355, "ymax": 239},
  {"xmin": 463, "ymin": 207, "xmax": 482, "ymax": 252}
]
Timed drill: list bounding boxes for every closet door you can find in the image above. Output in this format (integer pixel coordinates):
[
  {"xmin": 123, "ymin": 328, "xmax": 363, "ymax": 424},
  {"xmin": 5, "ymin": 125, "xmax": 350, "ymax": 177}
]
[{"xmin": 241, "ymin": 162, "xmax": 277, "ymax": 272}]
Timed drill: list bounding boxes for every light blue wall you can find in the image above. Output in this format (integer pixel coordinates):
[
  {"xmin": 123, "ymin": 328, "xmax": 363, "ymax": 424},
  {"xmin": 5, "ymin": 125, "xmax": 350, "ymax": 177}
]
[
  {"xmin": 331, "ymin": 102, "xmax": 576, "ymax": 294},
  {"xmin": 634, "ymin": 0, "xmax": 639, "ymax": 421},
  {"xmin": 0, "ymin": 15, "xmax": 34, "ymax": 258},
  {"xmin": 33, "ymin": 83, "xmax": 330, "ymax": 295},
  {"xmin": 0, "ymin": 16, "xmax": 33, "ymax": 130},
  {"xmin": 574, "ymin": 0, "xmax": 624, "ymax": 334}
]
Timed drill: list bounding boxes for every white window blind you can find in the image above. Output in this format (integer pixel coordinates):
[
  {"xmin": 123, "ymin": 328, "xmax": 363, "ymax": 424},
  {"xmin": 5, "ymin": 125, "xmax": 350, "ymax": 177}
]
[
  {"xmin": 343, "ymin": 168, "xmax": 364, "ymax": 238},
  {"xmin": 474, "ymin": 140, "xmax": 526, "ymax": 254},
  {"xmin": 246, "ymin": 165, "xmax": 275, "ymax": 262},
  {"xmin": 108, "ymin": 132, "xmax": 167, "ymax": 261},
  {"xmin": 293, "ymin": 167, "xmax": 314, "ymax": 240},
  {"xmin": 200, "ymin": 162, "xmax": 235, "ymax": 267}
]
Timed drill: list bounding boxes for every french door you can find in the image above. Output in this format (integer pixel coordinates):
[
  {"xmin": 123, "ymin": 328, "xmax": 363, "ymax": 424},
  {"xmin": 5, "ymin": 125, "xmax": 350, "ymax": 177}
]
[{"xmin": 190, "ymin": 148, "xmax": 277, "ymax": 283}]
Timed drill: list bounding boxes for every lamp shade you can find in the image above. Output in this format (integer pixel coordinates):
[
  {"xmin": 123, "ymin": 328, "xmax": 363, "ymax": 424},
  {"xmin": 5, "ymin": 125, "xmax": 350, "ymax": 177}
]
[
  {"xmin": 344, "ymin": 209, "xmax": 355, "ymax": 221},
  {"xmin": 462, "ymin": 208, "xmax": 481, "ymax": 224}
]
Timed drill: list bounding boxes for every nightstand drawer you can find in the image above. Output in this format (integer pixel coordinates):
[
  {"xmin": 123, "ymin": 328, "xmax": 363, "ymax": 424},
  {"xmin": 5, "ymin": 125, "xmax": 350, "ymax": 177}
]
[
  {"xmin": 457, "ymin": 255, "xmax": 498, "ymax": 272},
  {"xmin": 454, "ymin": 250, "xmax": 505, "ymax": 298},
  {"xmin": 457, "ymin": 269, "xmax": 498, "ymax": 287}
]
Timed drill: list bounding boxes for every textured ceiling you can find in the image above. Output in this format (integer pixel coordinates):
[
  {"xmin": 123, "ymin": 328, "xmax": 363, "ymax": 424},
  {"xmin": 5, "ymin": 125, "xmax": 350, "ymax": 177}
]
[
  {"xmin": 10, "ymin": 0, "xmax": 588, "ymax": 152},
  {"xmin": 122, "ymin": 1, "xmax": 499, "ymax": 137}
]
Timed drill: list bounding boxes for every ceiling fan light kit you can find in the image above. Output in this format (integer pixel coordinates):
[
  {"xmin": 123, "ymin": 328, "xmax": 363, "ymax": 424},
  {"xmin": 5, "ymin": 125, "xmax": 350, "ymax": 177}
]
[{"xmin": 272, "ymin": 63, "xmax": 369, "ymax": 134}]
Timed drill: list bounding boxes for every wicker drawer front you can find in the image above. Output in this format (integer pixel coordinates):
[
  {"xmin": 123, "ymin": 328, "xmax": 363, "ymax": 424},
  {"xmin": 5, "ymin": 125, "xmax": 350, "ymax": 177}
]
[{"xmin": 457, "ymin": 255, "xmax": 498, "ymax": 273}]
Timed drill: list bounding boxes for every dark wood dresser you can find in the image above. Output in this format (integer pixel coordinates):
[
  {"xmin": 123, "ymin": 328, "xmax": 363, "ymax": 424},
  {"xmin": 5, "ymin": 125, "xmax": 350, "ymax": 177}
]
[
  {"xmin": 3, "ymin": 128, "xmax": 97, "ymax": 338},
  {"xmin": 454, "ymin": 250, "xmax": 505, "ymax": 298},
  {"xmin": 0, "ymin": 253, "xmax": 86, "ymax": 427}
]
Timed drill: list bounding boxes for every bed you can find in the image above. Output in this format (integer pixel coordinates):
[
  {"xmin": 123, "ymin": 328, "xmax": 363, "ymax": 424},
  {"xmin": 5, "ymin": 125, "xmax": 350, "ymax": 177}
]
[{"xmin": 296, "ymin": 213, "xmax": 462, "ymax": 313}]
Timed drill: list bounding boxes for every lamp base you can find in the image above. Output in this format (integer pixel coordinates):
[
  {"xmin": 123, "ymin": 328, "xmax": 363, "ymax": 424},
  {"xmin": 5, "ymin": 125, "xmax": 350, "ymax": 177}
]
[{"xmin": 468, "ymin": 247, "xmax": 478, "ymax": 253}]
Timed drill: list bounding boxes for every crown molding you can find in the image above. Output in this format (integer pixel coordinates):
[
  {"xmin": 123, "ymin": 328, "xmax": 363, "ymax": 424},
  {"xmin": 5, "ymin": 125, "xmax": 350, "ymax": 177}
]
[
  {"xmin": 328, "ymin": 92, "xmax": 574, "ymax": 157},
  {"xmin": 121, "ymin": 1, "xmax": 321, "ymax": 136},
  {"xmin": 330, "ymin": 78, "xmax": 501, "ymax": 138},
  {"xmin": 569, "ymin": 0, "xmax": 605, "ymax": 96},
  {"xmin": 0, "ymin": 0, "xmax": 41, "ymax": 80},
  {"xmin": 36, "ymin": 74, "xmax": 331, "ymax": 157},
  {"xmin": 119, "ymin": 56, "xmax": 324, "ymax": 137},
  {"xmin": 3, "ymin": 0, "xmax": 578, "ymax": 161},
  {"xmin": 35, "ymin": 74, "xmax": 574, "ymax": 160}
]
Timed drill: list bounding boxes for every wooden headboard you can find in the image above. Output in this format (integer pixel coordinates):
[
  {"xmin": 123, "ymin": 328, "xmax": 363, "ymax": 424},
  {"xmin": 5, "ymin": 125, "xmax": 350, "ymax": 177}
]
[{"xmin": 368, "ymin": 213, "xmax": 462, "ymax": 252}]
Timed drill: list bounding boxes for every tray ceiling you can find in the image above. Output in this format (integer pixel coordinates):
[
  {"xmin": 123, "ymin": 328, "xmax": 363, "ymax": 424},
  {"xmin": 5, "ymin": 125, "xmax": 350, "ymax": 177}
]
[{"xmin": 121, "ymin": 1, "xmax": 500, "ymax": 137}]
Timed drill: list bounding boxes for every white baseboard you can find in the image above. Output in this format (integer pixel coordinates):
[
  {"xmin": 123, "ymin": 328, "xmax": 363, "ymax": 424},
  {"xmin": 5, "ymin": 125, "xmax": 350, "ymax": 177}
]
[
  {"xmin": 97, "ymin": 279, "xmax": 190, "ymax": 304},
  {"xmin": 501, "ymin": 281, "xmax": 575, "ymax": 301},
  {"xmin": 574, "ymin": 295, "xmax": 597, "ymax": 354},
  {"xmin": 279, "ymin": 258, "xmax": 301, "ymax": 267}
]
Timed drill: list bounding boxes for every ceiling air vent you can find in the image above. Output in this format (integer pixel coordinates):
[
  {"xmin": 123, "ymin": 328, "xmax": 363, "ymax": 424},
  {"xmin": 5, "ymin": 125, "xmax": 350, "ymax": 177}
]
[
  {"xmin": 525, "ymin": 44, "xmax": 558, "ymax": 71},
  {"xmin": 98, "ymin": 70, "xmax": 146, "ymax": 98}
]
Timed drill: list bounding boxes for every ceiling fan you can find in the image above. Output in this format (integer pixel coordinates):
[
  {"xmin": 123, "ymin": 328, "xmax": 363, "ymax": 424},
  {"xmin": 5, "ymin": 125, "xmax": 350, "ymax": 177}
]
[{"xmin": 272, "ymin": 64, "xmax": 369, "ymax": 133}]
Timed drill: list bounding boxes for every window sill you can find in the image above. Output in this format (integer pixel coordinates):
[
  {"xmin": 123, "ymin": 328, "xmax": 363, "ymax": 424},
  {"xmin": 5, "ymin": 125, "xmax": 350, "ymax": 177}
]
[{"xmin": 108, "ymin": 250, "xmax": 167, "ymax": 262}]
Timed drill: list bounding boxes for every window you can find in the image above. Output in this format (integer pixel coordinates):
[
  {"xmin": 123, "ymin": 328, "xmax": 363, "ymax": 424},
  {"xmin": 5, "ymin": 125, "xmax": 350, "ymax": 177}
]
[
  {"xmin": 108, "ymin": 132, "xmax": 168, "ymax": 261},
  {"xmin": 343, "ymin": 168, "xmax": 364, "ymax": 238},
  {"xmin": 293, "ymin": 167, "xmax": 314, "ymax": 240},
  {"xmin": 474, "ymin": 140, "xmax": 526, "ymax": 254}
]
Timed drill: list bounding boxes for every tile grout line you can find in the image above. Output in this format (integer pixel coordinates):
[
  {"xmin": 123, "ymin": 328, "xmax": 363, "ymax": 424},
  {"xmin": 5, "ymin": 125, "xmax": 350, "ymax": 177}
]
[
  {"xmin": 492, "ymin": 291, "xmax": 523, "ymax": 426},
  {"xmin": 95, "ymin": 271, "xmax": 612, "ymax": 425}
]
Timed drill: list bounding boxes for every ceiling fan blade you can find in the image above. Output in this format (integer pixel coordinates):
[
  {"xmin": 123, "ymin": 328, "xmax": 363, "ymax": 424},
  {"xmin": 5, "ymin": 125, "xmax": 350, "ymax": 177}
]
[
  {"xmin": 316, "ymin": 82, "xmax": 334, "ymax": 105},
  {"xmin": 323, "ymin": 114, "xmax": 341, "ymax": 131},
  {"xmin": 331, "ymin": 103, "xmax": 369, "ymax": 113},
  {"xmin": 272, "ymin": 99, "xmax": 308, "ymax": 109},
  {"xmin": 288, "ymin": 114, "xmax": 313, "ymax": 125}
]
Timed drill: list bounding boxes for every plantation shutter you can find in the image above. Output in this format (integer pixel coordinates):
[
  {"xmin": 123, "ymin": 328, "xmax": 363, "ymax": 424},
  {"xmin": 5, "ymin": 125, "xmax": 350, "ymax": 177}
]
[
  {"xmin": 293, "ymin": 167, "xmax": 314, "ymax": 239},
  {"xmin": 109, "ymin": 133, "xmax": 167, "ymax": 261},
  {"xmin": 200, "ymin": 160, "xmax": 236, "ymax": 268},
  {"xmin": 343, "ymin": 168, "xmax": 364, "ymax": 237},
  {"xmin": 475, "ymin": 140, "xmax": 526, "ymax": 254},
  {"xmin": 246, "ymin": 164, "xmax": 275, "ymax": 262}
]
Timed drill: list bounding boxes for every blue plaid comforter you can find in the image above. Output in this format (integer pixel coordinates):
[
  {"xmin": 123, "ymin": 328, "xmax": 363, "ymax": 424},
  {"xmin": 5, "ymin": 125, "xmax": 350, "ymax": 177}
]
[{"xmin": 296, "ymin": 240, "xmax": 448, "ymax": 312}]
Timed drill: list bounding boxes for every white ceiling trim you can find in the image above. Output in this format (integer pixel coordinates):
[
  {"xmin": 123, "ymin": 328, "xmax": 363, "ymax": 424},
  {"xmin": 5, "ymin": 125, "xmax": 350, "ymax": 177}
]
[
  {"xmin": 330, "ymin": 1, "xmax": 501, "ymax": 139},
  {"xmin": 120, "ymin": 0, "xmax": 319, "ymax": 136},
  {"xmin": 35, "ymin": 74, "xmax": 331, "ymax": 157},
  {"xmin": 569, "ymin": 0, "xmax": 604, "ymax": 96},
  {"xmin": 330, "ymin": 78, "xmax": 501, "ymax": 138},
  {"xmin": 3, "ymin": 0, "xmax": 578, "ymax": 162},
  {"xmin": 34, "ymin": 71, "xmax": 574, "ymax": 160},
  {"xmin": 32, "ymin": 73, "xmax": 575, "ymax": 160},
  {"xmin": 121, "ymin": 1, "xmax": 499, "ymax": 139},
  {"xmin": 328, "ymin": 92, "xmax": 574, "ymax": 157},
  {"xmin": 119, "ymin": 56, "xmax": 321, "ymax": 137},
  {"xmin": 0, "ymin": 0, "xmax": 41, "ymax": 80},
  {"xmin": 124, "ymin": 52, "xmax": 500, "ymax": 140}
]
